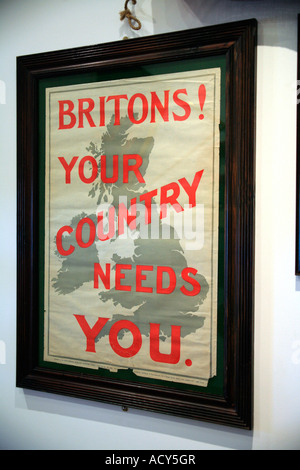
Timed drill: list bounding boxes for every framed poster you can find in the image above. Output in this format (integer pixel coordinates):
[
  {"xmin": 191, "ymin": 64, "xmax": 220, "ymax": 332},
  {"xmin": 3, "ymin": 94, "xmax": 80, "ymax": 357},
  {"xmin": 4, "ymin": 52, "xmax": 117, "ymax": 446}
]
[{"xmin": 17, "ymin": 19, "xmax": 256, "ymax": 429}]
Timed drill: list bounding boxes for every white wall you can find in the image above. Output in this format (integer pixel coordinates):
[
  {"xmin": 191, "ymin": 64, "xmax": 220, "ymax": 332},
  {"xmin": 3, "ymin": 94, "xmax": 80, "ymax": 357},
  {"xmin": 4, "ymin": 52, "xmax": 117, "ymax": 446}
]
[{"xmin": 0, "ymin": 0, "xmax": 300, "ymax": 450}]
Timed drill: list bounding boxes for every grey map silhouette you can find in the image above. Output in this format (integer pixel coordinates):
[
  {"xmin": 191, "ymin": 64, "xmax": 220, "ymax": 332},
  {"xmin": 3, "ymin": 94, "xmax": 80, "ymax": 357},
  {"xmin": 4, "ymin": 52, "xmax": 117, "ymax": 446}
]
[{"xmin": 52, "ymin": 115, "xmax": 209, "ymax": 341}]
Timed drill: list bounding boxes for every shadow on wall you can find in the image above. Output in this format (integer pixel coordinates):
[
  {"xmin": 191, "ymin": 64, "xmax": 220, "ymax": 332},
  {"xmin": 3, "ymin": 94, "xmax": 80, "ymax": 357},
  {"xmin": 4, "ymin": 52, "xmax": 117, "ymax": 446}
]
[
  {"xmin": 19, "ymin": 388, "xmax": 254, "ymax": 449},
  {"xmin": 150, "ymin": 0, "xmax": 299, "ymax": 50}
]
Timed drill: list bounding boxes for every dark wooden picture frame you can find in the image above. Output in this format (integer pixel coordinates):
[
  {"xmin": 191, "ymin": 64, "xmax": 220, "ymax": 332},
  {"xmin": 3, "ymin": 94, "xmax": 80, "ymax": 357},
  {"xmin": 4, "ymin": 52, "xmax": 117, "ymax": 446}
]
[{"xmin": 17, "ymin": 19, "xmax": 256, "ymax": 429}]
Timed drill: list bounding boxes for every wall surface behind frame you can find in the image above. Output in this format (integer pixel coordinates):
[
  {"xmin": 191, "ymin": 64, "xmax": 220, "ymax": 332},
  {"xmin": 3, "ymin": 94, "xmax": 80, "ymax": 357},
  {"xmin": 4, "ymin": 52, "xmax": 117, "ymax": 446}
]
[{"xmin": 0, "ymin": 0, "xmax": 300, "ymax": 450}]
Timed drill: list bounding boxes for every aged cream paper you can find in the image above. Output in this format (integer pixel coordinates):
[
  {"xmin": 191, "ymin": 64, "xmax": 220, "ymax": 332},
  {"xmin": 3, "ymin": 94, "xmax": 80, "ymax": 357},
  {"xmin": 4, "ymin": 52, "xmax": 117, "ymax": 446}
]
[{"xmin": 43, "ymin": 68, "xmax": 221, "ymax": 386}]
